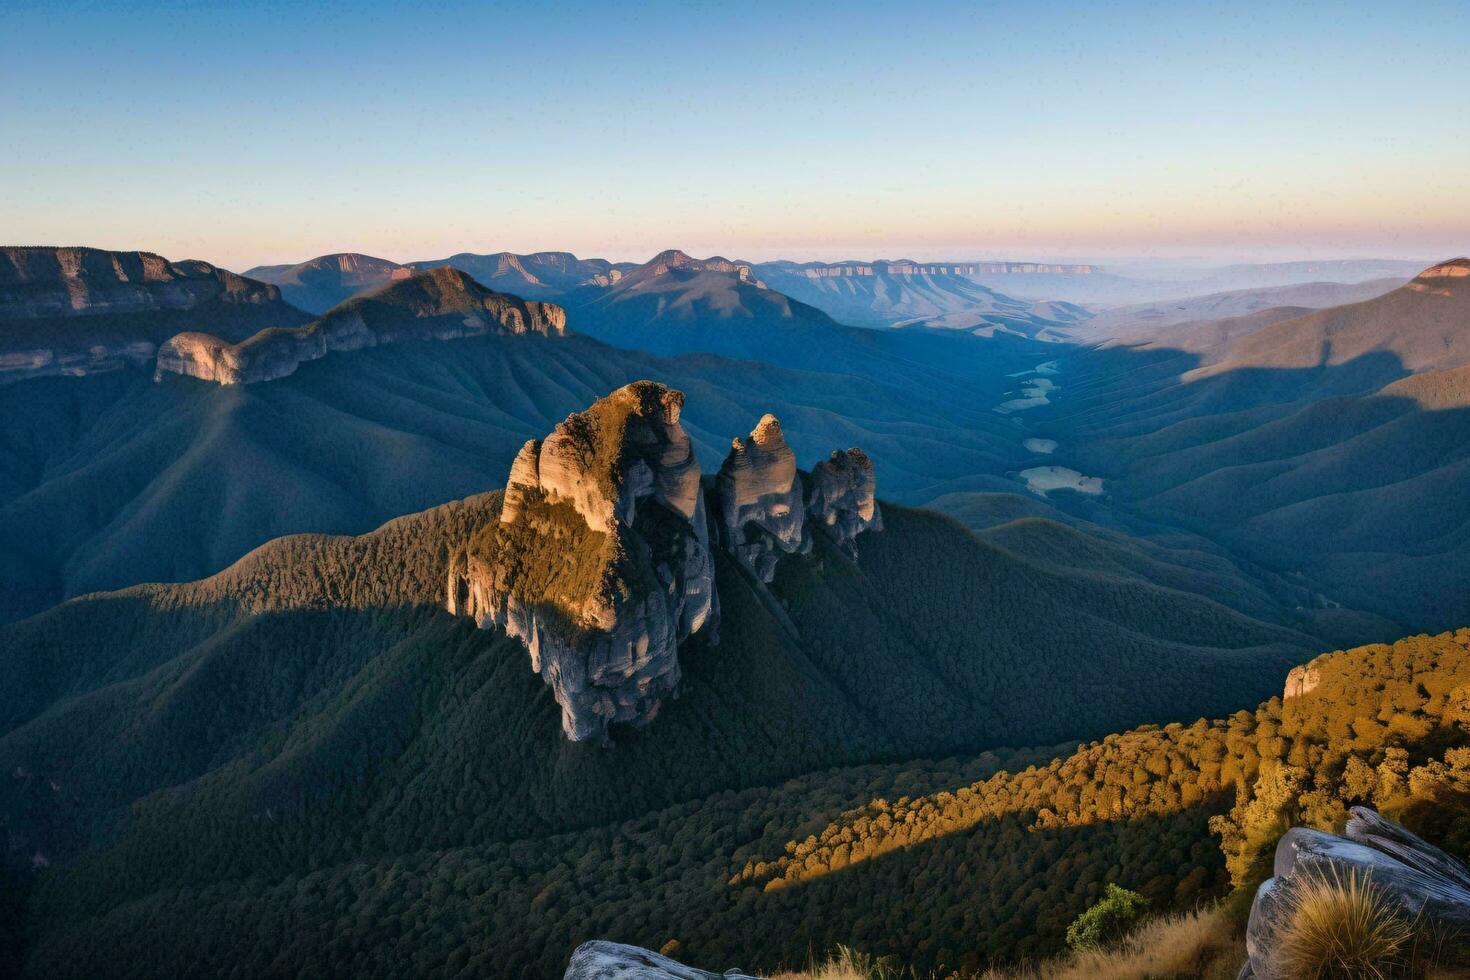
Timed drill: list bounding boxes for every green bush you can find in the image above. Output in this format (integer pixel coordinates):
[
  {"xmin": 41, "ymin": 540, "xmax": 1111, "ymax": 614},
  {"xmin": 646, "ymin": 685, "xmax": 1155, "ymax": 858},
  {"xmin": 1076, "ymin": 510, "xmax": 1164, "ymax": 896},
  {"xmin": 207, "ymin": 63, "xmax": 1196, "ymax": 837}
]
[{"xmin": 1064, "ymin": 884, "xmax": 1150, "ymax": 950}]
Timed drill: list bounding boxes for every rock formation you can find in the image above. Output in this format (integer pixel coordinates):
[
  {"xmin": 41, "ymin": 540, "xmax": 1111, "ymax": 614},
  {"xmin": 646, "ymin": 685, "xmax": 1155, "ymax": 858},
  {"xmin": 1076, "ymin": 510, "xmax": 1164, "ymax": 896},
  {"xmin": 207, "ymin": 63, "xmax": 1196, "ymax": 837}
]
[
  {"xmin": 716, "ymin": 414, "xmax": 809, "ymax": 582},
  {"xmin": 807, "ymin": 448, "xmax": 883, "ymax": 555},
  {"xmin": 155, "ymin": 267, "xmax": 566, "ymax": 385},
  {"xmin": 1282, "ymin": 658, "xmax": 1323, "ymax": 699},
  {"xmin": 447, "ymin": 381, "xmax": 716, "ymax": 742},
  {"xmin": 0, "ymin": 246, "xmax": 307, "ymax": 384},
  {"xmin": 446, "ymin": 391, "xmax": 884, "ymax": 742},
  {"xmin": 1239, "ymin": 807, "xmax": 1470, "ymax": 979},
  {"xmin": 563, "ymin": 941, "xmax": 759, "ymax": 980}
]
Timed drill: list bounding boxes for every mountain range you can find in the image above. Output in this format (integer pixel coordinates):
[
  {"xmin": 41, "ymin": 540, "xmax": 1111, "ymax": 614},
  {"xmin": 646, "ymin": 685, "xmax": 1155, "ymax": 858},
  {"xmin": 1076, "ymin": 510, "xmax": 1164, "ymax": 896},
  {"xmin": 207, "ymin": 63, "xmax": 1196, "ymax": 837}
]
[{"xmin": 1, "ymin": 241, "xmax": 1468, "ymax": 978}]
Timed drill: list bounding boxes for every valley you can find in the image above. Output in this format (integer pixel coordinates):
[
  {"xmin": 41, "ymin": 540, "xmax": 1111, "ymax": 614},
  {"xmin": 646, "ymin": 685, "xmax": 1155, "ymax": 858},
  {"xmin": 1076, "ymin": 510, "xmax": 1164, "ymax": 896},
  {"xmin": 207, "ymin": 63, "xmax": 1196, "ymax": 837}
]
[{"xmin": 1, "ymin": 243, "xmax": 1467, "ymax": 979}]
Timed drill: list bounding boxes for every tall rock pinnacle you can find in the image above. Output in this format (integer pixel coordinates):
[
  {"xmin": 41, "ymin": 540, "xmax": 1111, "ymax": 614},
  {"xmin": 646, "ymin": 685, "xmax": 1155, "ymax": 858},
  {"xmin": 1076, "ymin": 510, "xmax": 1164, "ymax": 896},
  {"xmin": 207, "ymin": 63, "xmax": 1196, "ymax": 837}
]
[
  {"xmin": 716, "ymin": 414, "xmax": 810, "ymax": 582},
  {"xmin": 447, "ymin": 381, "xmax": 716, "ymax": 742}
]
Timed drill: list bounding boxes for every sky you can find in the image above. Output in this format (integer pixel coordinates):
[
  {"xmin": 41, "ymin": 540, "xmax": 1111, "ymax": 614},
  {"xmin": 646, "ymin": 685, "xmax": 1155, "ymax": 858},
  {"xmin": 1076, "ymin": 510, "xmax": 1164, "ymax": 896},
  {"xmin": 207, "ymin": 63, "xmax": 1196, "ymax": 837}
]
[{"xmin": 2, "ymin": 0, "xmax": 1467, "ymax": 271}]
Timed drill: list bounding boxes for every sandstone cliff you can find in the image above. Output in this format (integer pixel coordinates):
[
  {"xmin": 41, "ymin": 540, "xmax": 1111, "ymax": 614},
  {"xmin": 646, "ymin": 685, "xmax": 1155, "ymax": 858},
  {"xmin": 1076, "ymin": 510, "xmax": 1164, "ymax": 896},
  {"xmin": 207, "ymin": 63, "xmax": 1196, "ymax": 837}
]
[
  {"xmin": 155, "ymin": 267, "xmax": 566, "ymax": 385},
  {"xmin": 447, "ymin": 381, "xmax": 716, "ymax": 742},
  {"xmin": 0, "ymin": 246, "xmax": 307, "ymax": 384},
  {"xmin": 807, "ymin": 448, "xmax": 883, "ymax": 555},
  {"xmin": 445, "ymin": 391, "xmax": 883, "ymax": 742},
  {"xmin": 716, "ymin": 414, "xmax": 809, "ymax": 582}
]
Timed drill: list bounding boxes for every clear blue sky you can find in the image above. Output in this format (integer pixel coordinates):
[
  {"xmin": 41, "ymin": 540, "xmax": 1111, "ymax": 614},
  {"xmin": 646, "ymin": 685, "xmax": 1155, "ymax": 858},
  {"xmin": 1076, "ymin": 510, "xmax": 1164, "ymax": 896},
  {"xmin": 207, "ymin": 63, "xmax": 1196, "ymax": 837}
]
[{"xmin": 3, "ymin": 0, "xmax": 1466, "ymax": 270}]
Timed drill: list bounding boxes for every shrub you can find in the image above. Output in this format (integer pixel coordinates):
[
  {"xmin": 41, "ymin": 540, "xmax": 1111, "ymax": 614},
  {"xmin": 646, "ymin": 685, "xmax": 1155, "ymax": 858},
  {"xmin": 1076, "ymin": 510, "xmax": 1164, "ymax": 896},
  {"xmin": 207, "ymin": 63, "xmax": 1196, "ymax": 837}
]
[{"xmin": 1064, "ymin": 884, "xmax": 1150, "ymax": 950}]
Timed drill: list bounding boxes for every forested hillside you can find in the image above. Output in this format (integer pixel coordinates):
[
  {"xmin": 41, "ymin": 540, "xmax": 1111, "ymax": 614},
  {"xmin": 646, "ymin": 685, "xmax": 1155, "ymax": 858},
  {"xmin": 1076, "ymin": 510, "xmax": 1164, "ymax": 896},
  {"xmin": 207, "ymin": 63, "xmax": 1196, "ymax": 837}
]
[
  {"xmin": 4, "ymin": 521, "xmax": 1463, "ymax": 977},
  {"xmin": 0, "ymin": 485, "xmax": 1328, "ymax": 978}
]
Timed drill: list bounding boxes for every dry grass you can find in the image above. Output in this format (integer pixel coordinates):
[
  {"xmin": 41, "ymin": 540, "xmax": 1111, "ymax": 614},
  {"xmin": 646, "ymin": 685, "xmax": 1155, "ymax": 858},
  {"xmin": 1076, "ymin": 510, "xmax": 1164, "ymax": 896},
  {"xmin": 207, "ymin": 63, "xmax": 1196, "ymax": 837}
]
[
  {"xmin": 773, "ymin": 907, "xmax": 1241, "ymax": 980},
  {"xmin": 979, "ymin": 906, "xmax": 1239, "ymax": 980}
]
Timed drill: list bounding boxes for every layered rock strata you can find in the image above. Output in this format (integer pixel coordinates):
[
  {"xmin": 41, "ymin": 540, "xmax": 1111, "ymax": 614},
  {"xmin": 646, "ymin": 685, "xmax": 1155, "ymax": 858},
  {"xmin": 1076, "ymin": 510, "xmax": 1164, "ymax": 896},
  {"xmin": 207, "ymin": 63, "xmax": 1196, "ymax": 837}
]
[
  {"xmin": 155, "ymin": 267, "xmax": 566, "ymax": 384},
  {"xmin": 447, "ymin": 382, "xmax": 716, "ymax": 742},
  {"xmin": 0, "ymin": 246, "xmax": 305, "ymax": 383},
  {"xmin": 715, "ymin": 414, "xmax": 810, "ymax": 582}
]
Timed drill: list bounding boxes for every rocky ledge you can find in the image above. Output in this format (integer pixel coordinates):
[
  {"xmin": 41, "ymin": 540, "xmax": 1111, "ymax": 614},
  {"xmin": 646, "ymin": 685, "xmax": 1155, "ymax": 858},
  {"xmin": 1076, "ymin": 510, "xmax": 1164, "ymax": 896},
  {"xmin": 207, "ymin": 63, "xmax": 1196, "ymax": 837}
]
[
  {"xmin": 447, "ymin": 386, "xmax": 881, "ymax": 742},
  {"xmin": 564, "ymin": 941, "xmax": 759, "ymax": 980},
  {"xmin": 1240, "ymin": 807, "xmax": 1470, "ymax": 979},
  {"xmin": 155, "ymin": 267, "xmax": 566, "ymax": 384}
]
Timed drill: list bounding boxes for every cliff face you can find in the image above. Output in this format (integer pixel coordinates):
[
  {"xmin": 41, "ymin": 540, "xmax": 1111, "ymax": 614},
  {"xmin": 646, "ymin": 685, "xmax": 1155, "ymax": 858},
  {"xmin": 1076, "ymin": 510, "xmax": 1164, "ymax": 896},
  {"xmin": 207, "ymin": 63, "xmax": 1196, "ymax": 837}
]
[
  {"xmin": 155, "ymin": 267, "xmax": 566, "ymax": 385},
  {"xmin": 0, "ymin": 246, "xmax": 305, "ymax": 384},
  {"xmin": 716, "ymin": 414, "xmax": 810, "ymax": 582},
  {"xmin": 446, "ymin": 391, "xmax": 882, "ymax": 742},
  {"xmin": 447, "ymin": 382, "xmax": 716, "ymax": 742},
  {"xmin": 807, "ymin": 448, "xmax": 883, "ymax": 555}
]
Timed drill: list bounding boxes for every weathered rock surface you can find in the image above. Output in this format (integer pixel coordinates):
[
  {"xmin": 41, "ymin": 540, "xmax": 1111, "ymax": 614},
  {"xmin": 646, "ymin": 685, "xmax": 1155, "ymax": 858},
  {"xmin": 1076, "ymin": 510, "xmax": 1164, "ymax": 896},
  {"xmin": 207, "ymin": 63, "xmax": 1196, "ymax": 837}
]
[
  {"xmin": 447, "ymin": 381, "xmax": 716, "ymax": 742},
  {"xmin": 563, "ymin": 941, "xmax": 759, "ymax": 980},
  {"xmin": 716, "ymin": 414, "xmax": 809, "ymax": 582},
  {"xmin": 1282, "ymin": 658, "xmax": 1323, "ymax": 699},
  {"xmin": 447, "ymin": 386, "xmax": 884, "ymax": 741},
  {"xmin": 156, "ymin": 267, "xmax": 566, "ymax": 384},
  {"xmin": 807, "ymin": 448, "xmax": 883, "ymax": 555},
  {"xmin": 1239, "ymin": 807, "xmax": 1470, "ymax": 979},
  {"xmin": 0, "ymin": 246, "xmax": 306, "ymax": 383}
]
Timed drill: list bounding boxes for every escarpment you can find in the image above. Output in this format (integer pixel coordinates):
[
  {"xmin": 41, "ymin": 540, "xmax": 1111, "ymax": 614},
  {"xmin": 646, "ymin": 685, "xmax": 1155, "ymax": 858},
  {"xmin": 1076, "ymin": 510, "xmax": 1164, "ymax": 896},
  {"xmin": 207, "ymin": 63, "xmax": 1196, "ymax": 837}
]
[
  {"xmin": 447, "ymin": 389, "xmax": 881, "ymax": 742},
  {"xmin": 0, "ymin": 245, "xmax": 307, "ymax": 383},
  {"xmin": 155, "ymin": 267, "xmax": 566, "ymax": 384}
]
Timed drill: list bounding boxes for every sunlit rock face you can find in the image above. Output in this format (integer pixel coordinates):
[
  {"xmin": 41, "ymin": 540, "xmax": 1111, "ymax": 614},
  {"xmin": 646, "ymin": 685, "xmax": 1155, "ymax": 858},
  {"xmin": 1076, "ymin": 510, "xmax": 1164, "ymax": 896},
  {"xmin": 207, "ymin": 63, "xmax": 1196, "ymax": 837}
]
[
  {"xmin": 155, "ymin": 268, "xmax": 566, "ymax": 385},
  {"xmin": 447, "ymin": 381, "xmax": 716, "ymax": 743},
  {"xmin": 716, "ymin": 414, "xmax": 809, "ymax": 582},
  {"xmin": 806, "ymin": 448, "xmax": 883, "ymax": 555},
  {"xmin": 1283, "ymin": 658, "xmax": 1324, "ymax": 699}
]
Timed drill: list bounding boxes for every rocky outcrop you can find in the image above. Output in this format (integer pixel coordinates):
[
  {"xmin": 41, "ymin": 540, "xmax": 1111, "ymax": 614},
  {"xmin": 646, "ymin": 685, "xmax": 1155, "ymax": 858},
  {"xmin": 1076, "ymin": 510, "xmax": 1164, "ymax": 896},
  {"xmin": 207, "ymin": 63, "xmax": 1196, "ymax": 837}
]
[
  {"xmin": 155, "ymin": 267, "xmax": 566, "ymax": 385},
  {"xmin": 0, "ymin": 246, "xmax": 307, "ymax": 384},
  {"xmin": 716, "ymin": 415, "xmax": 809, "ymax": 582},
  {"xmin": 1239, "ymin": 807, "xmax": 1470, "ymax": 979},
  {"xmin": 1283, "ymin": 658, "xmax": 1323, "ymax": 699},
  {"xmin": 563, "ymin": 941, "xmax": 759, "ymax": 980},
  {"xmin": 807, "ymin": 448, "xmax": 883, "ymax": 556},
  {"xmin": 447, "ymin": 390, "xmax": 884, "ymax": 742},
  {"xmin": 447, "ymin": 381, "xmax": 716, "ymax": 742}
]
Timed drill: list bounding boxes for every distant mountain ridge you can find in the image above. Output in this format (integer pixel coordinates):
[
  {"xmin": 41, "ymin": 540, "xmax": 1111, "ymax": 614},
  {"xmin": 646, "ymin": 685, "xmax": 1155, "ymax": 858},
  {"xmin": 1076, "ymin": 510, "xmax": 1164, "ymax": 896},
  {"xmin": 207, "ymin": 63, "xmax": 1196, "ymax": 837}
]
[
  {"xmin": 242, "ymin": 252, "xmax": 414, "ymax": 313},
  {"xmin": 0, "ymin": 246, "xmax": 309, "ymax": 384},
  {"xmin": 154, "ymin": 267, "xmax": 566, "ymax": 384}
]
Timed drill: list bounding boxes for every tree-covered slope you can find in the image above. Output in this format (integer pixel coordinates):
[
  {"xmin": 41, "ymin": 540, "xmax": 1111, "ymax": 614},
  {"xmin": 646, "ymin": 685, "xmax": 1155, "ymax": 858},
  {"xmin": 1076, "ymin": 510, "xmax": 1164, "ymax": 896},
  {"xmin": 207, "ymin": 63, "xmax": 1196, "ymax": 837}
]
[
  {"xmin": 0, "ymin": 486, "xmax": 1324, "ymax": 977},
  {"xmin": 2, "ymin": 500, "xmax": 1462, "ymax": 977},
  {"xmin": 0, "ymin": 326, "xmax": 1034, "ymax": 625}
]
